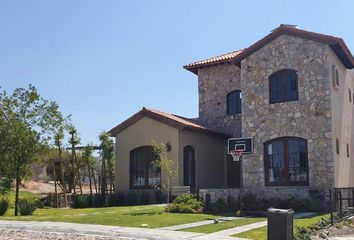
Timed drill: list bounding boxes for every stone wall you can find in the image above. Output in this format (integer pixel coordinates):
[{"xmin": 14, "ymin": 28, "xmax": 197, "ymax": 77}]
[
  {"xmin": 241, "ymin": 35, "xmax": 335, "ymax": 189},
  {"xmin": 198, "ymin": 63, "xmax": 242, "ymax": 137}
]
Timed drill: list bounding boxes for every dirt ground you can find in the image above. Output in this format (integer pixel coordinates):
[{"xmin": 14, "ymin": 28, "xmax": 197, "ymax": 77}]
[{"xmin": 20, "ymin": 180, "xmax": 92, "ymax": 195}]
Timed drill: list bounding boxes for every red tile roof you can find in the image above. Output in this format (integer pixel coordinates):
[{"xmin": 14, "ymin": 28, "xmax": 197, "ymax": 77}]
[
  {"xmin": 184, "ymin": 50, "xmax": 244, "ymax": 74},
  {"xmin": 184, "ymin": 25, "xmax": 354, "ymax": 74},
  {"xmin": 108, "ymin": 107, "xmax": 230, "ymax": 138}
]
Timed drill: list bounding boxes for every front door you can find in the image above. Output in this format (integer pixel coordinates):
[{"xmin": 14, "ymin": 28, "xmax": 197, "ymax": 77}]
[{"xmin": 226, "ymin": 154, "xmax": 240, "ymax": 188}]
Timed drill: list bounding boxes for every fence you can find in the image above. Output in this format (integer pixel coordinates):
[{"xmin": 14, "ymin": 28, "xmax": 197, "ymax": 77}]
[{"xmin": 329, "ymin": 187, "xmax": 354, "ymax": 225}]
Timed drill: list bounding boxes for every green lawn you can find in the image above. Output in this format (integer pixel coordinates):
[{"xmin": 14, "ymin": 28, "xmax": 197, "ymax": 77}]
[
  {"xmin": 182, "ymin": 217, "xmax": 265, "ymax": 234},
  {"xmin": 0, "ymin": 204, "xmax": 225, "ymax": 228},
  {"xmin": 234, "ymin": 213, "xmax": 330, "ymax": 240}
]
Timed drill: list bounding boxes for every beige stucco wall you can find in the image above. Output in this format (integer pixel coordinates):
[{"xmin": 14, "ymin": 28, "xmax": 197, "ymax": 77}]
[
  {"xmin": 329, "ymin": 49, "xmax": 354, "ymax": 187},
  {"xmin": 178, "ymin": 130, "xmax": 226, "ymax": 189},
  {"xmin": 115, "ymin": 117, "xmax": 179, "ymax": 191}
]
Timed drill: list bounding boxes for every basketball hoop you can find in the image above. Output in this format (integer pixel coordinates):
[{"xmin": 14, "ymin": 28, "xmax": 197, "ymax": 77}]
[{"xmin": 230, "ymin": 150, "xmax": 243, "ymax": 162}]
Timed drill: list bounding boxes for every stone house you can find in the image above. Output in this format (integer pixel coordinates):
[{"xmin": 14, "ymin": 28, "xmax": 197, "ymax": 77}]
[{"xmin": 109, "ymin": 24, "xmax": 354, "ymax": 202}]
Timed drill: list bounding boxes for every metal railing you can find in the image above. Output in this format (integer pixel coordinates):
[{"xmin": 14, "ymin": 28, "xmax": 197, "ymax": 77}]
[{"xmin": 329, "ymin": 187, "xmax": 354, "ymax": 225}]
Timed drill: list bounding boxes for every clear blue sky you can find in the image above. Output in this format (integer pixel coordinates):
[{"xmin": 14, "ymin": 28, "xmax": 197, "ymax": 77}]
[{"xmin": 1, "ymin": 0, "xmax": 353, "ymax": 146}]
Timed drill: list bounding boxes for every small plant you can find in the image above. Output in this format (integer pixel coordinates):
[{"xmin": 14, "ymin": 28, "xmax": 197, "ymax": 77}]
[
  {"xmin": 73, "ymin": 195, "xmax": 88, "ymax": 208},
  {"xmin": 0, "ymin": 198, "xmax": 9, "ymax": 216},
  {"xmin": 167, "ymin": 194, "xmax": 203, "ymax": 213},
  {"xmin": 211, "ymin": 198, "xmax": 229, "ymax": 214},
  {"xmin": 18, "ymin": 198, "xmax": 38, "ymax": 216}
]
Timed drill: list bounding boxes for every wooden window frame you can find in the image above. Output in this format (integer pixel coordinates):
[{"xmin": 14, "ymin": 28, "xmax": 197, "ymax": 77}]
[
  {"xmin": 264, "ymin": 137, "xmax": 309, "ymax": 186},
  {"xmin": 269, "ymin": 69, "xmax": 299, "ymax": 104},
  {"xmin": 130, "ymin": 146, "xmax": 161, "ymax": 190},
  {"xmin": 336, "ymin": 138, "xmax": 340, "ymax": 154},
  {"xmin": 347, "ymin": 143, "xmax": 350, "ymax": 158},
  {"xmin": 226, "ymin": 90, "xmax": 242, "ymax": 114}
]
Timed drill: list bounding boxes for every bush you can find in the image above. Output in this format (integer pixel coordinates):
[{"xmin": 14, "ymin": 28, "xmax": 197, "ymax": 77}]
[
  {"xmin": 211, "ymin": 198, "xmax": 229, "ymax": 213},
  {"xmin": 167, "ymin": 194, "xmax": 203, "ymax": 213},
  {"xmin": 126, "ymin": 192, "xmax": 138, "ymax": 205},
  {"xmin": 73, "ymin": 195, "xmax": 88, "ymax": 208},
  {"xmin": 227, "ymin": 195, "xmax": 239, "ymax": 211},
  {"xmin": 18, "ymin": 198, "xmax": 38, "ymax": 216},
  {"xmin": 140, "ymin": 192, "xmax": 150, "ymax": 205},
  {"xmin": 0, "ymin": 198, "xmax": 9, "ymax": 216}
]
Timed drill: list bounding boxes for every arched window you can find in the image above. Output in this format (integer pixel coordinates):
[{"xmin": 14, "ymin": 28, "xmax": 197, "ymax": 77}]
[
  {"xmin": 183, "ymin": 146, "xmax": 195, "ymax": 189},
  {"xmin": 264, "ymin": 137, "xmax": 308, "ymax": 186},
  {"xmin": 336, "ymin": 138, "xmax": 340, "ymax": 154},
  {"xmin": 347, "ymin": 143, "xmax": 350, "ymax": 158},
  {"xmin": 130, "ymin": 146, "xmax": 161, "ymax": 189},
  {"xmin": 269, "ymin": 69, "xmax": 298, "ymax": 103},
  {"xmin": 226, "ymin": 90, "xmax": 242, "ymax": 114}
]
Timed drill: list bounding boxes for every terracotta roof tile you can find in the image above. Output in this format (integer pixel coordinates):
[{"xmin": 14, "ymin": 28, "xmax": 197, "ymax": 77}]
[
  {"xmin": 183, "ymin": 49, "xmax": 244, "ymax": 74},
  {"xmin": 184, "ymin": 25, "xmax": 354, "ymax": 74},
  {"xmin": 109, "ymin": 107, "xmax": 230, "ymax": 138}
]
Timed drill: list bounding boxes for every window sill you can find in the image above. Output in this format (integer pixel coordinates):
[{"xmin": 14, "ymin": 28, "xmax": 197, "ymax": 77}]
[{"xmin": 264, "ymin": 185, "xmax": 310, "ymax": 189}]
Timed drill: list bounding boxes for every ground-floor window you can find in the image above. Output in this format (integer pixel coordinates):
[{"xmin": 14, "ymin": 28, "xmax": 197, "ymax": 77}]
[
  {"xmin": 264, "ymin": 137, "xmax": 308, "ymax": 186},
  {"xmin": 130, "ymin": 146, "xmax": 161, "ymax": 189},
  {"xmin": 183, "ymin": 145, "xmax": 196, "ymax": 189}
]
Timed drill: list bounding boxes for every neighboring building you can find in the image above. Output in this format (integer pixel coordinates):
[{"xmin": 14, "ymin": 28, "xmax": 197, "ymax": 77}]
[{"xmin": 109, "ymin": 24, "xmax": 354, "ymax": 201}]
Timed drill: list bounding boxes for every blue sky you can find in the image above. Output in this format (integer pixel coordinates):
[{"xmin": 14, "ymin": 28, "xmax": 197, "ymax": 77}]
[{"xmin": 1, "ymin": 0, "xmax": 353, "ymax": 146}]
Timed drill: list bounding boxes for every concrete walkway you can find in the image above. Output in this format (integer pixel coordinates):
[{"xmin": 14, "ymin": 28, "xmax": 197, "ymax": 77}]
[
  {"xmin": 159, "ymin": 217, "xmax": 241, "ymax": 231},
  {"xmin": 0, "ymin": 220, "xmax": 244, "ymax": 240}
]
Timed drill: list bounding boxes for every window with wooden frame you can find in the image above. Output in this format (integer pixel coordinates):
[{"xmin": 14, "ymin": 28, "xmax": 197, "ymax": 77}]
[
  {"xmin": 332, "ymin": 65, "xmax": 340, "ymax": 88},
  {"xmin": 130, "ymin": 146, "xmax": 161, "ymax": 189},
  {"xmin": 336, "ymin": 138, "xmax": 340, "ymax": 154},
  {"xmin": 347, "ymin": 143, "xmax": 350, "ymax": 158},
  {"xmin": 226, "ymin": 90, "xmax": 242, "ymax": 114},
  {"xmin": 269, "ymin": 69, "xmax": 298, "ymax": 104},
  {"xmin": 264, "ymin": 137, "xmax": 308, "ymax": 186}
]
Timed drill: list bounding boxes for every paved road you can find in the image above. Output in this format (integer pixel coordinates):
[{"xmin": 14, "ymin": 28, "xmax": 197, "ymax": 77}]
[{"xmin": 0, "ymin": 220, "xmax": 243, "ymax": 240}]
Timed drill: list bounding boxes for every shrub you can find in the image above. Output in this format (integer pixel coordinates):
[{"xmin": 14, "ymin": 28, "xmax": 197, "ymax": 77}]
[
  {"xmin": 73, "ymin": 195, "xmax": 88, "ymax": 208},
  {"xmin": 211, "ymin": 198, "xmax": 229, "ymax": 214},
  {"xmin": 155, "ymin": 190, "xmax": 166, "ymax": 204},
  {"xmin": 227, "ymin": 195, "xmax": 239, "ymax": 211},
  {"xmin": 92, "ymin": 194, "xmax": 104, "ymax": 208},
  {"xmin": 18, "ymin": 198, "xmax": 38, "ymax": 216},
  {"xmin": 126, "ymin": 192, "xmax": 138, "ymax": 205},
  {"xmin": 167, "ymin": 194, "xmax": 203, "ymax": 213},
  {"xmin": 140, "ymin": 192, "xmax": 150, "ymax": 205},
  {"xmin": 0, "ymin": 198, "xmax": 9, "ymax": 216}
]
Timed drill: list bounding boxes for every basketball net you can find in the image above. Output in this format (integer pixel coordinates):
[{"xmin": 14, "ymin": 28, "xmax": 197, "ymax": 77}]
[{"xmin": 230, "ymin": 150, "xmax": 243, "ymax": 162}]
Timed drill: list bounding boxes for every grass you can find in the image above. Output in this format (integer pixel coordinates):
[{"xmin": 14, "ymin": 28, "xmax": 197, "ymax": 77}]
[
  {"xmin": 1, "ymin": 190, "xmax": 40, "ymax": 208},
  {"xmin": 182, "ymin": 217, "xmax": 265, "ymax": 234},
  {"xmin": 234, "ymin": 213, "xmax": 330, "ymax": 240},
  {"xmin": 0, "ymin": 204, "xmax": 226, "ymax": 228}
]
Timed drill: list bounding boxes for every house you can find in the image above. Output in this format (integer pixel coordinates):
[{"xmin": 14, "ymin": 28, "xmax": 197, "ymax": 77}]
[{"xmin": 109, "ymin": 24, "xmax": 354, "ymax": 202}]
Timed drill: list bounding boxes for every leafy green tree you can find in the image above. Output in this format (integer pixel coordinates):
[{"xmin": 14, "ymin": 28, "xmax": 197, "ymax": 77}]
[
  {"xmin": 99, "ymin": 131, "xmax": 115, "ymax": 203},
  {"xmin": 0, "ymin": 85, "xmax": 65, "ymax": 215},
  {"xmin": 82, "ymin": 145, "xmax": 96, "ymax": 195},
  {"xmin": 69, "ymin": 127, "xmax": 82, "ymax": 195},
  {"xmin": 151, "ymin": 139, "xmax": 178, "ymax": 204}
]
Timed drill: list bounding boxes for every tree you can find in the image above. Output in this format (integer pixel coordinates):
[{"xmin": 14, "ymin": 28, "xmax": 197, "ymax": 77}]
[
  {"xmin": 0, "ymin": 85, "xmax": 66, "ymax": 215},
  {"xmin": 54, "ymin": 128, "xmax": 67, "ymax": 207},
  {"xmin": 151, "ymin": 139, "xmax": 178, "ymax": 204},
  {"xmin": 69, "ymin": 127, "xmax": 82, "ymax": 195},
  {"xmin": 82, "ymin": 145, "xmax": 96, "ymax": 196},
  {"xmin": 99, "ymin": 131, "xmax": 115, "ymax": 203}
]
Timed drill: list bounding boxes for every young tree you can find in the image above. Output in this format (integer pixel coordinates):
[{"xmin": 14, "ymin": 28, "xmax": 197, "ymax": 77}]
[
  {"xmin": 82, "ymin": 145, "xmax": 95, "ymax": 196},
  {"xmin": 54, "ymin": 128, "xmax": 68, "ymax": 207},
  {"xmin": 69, "ymin": 127, "xmax": 82, "ymax": 195},
  {"xmin": 151, "ymin": 139, "xmax": 178, "ymax": 204},
  {"xmin": 0, "ymin": 85, "xmax": 65, "ymax": 215},
  {"xmin": 99, "ymin": 131, "xmax": 115, "ymax": 203}
]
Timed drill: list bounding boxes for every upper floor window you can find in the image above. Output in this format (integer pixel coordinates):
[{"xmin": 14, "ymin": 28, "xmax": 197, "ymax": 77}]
[
  {"xmin": 349, "ymin": 89, "xmax": 352, "ymax": 102},
  {"xmin": 332, "ymin": 65, "xmax": 339, "ymax": 88},
  {"xmin": 227, "ymin": 90, "xmax": 242, "ymax": 114},
  {"xmin": 269, "ymin": 69, "xmax": 298, "ymax": 104},
  {"xmin": 336, "ymin": 138, "xmax": 340, "ymax": 154},
  {"xmin": 264, "ymin": 137, "xmax": 308, "ymax": 186}
]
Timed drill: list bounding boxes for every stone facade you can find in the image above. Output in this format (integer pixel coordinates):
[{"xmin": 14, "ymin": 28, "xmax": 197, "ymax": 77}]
[
  {"xmin": 198, "ymin": 63, "xmax": 242, "ymax": 137},
  {"xmin": 241, "ymin": 35, "xmax": 334, "ymax": 189}
]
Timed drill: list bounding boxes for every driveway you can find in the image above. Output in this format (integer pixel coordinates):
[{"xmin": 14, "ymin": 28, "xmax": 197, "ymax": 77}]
[{"xmin": 0, "ymin": 220, "xmax": 241, "ymax": 240}]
